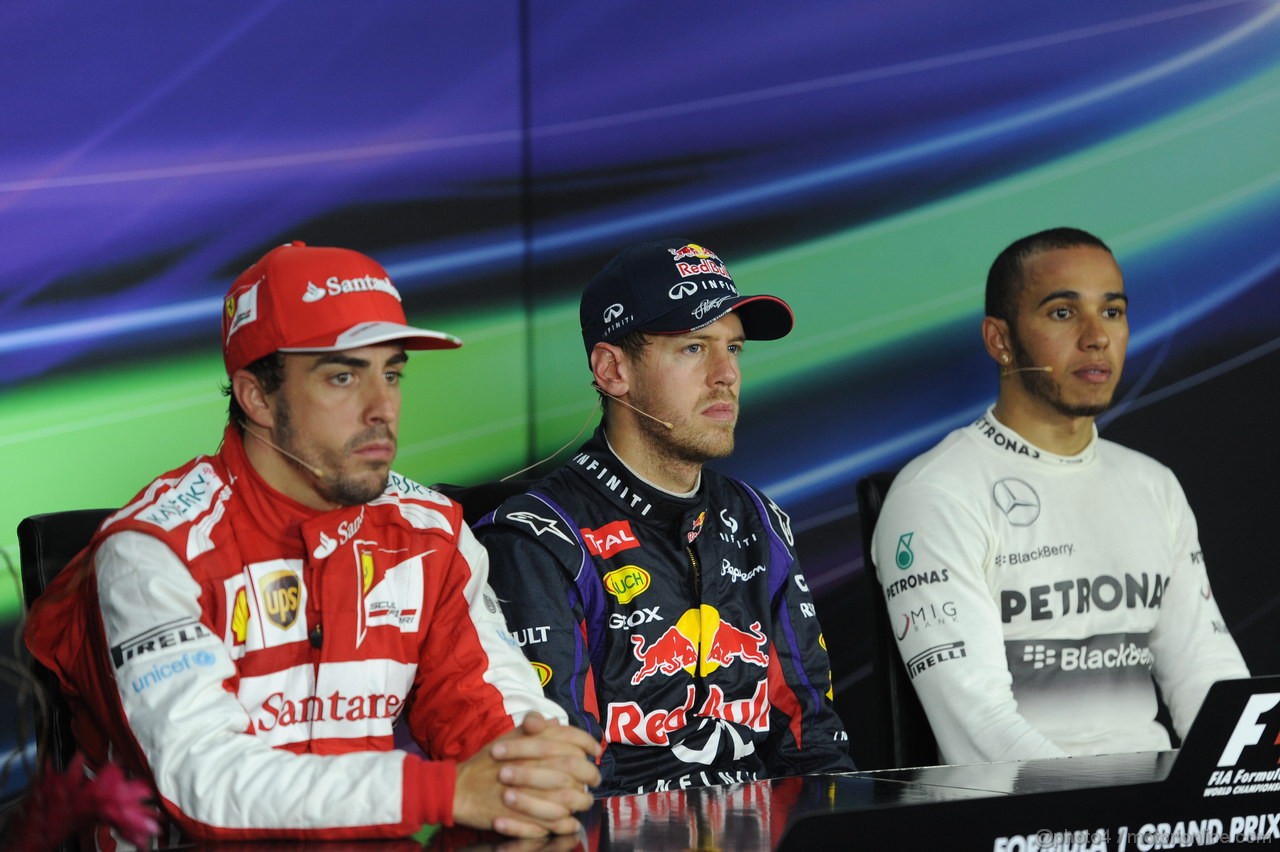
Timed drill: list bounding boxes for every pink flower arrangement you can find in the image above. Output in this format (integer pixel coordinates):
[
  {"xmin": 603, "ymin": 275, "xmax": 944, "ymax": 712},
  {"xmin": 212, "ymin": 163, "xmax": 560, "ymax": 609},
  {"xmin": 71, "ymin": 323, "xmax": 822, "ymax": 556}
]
[{"xmin": 5, "ymin": 754, "xmax": 159, "ymax": 850}]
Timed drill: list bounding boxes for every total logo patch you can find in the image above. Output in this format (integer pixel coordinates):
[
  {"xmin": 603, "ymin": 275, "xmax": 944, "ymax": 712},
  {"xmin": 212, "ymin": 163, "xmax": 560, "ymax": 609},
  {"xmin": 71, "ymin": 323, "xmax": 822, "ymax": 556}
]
[
  {"xmin": 581, "ymin": 520, "xmax": 641, "ymax": 559},
  {"xmin": 604, "ymin": 565, "xmax": 651, "ymax": 604}
]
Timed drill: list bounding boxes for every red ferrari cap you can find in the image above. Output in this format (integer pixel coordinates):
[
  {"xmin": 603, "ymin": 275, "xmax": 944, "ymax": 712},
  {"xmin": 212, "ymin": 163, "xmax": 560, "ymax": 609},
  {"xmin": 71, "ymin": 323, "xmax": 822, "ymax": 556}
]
[{"xmin": 221, "ymin": 241, "xmax": 461, "ymax": 375}]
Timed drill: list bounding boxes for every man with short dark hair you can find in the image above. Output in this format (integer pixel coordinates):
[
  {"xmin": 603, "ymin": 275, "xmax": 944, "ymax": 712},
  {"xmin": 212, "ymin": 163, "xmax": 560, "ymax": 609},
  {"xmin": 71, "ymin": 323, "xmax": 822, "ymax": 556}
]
[
  {"xmin": 871, "ymin": 227, "xmax": 1248, "ymax": 764},
  {"xmin": 476, "ymin": 238, "xmax": 853, "ymax": 795},
  {"xmin": 26, "ymin": 242, "xmax": 599, "ymax": 847}
]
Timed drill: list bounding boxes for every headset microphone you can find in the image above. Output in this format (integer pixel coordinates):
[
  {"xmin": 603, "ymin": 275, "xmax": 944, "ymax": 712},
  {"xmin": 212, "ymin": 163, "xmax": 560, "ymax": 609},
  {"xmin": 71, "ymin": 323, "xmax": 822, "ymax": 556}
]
[
  {"xmin": 1001, "ymin": 365, "xmax": 1054, "ymax": 378},
  {"xmin": 242, "ymin": 423, "xmax": 327, "ymax": 479},
  {"xmin": 591, "ymin": 383, "xmax": 674, "ymax": 430}
]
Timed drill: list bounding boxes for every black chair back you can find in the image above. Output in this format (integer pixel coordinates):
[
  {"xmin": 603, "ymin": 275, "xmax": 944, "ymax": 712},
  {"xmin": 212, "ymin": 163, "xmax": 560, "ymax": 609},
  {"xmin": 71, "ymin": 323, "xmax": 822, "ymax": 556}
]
[
  {"xmin": 434, "ymin": 479, "xmax": 537, "ymax": 526},
  {"xmin": 856, "ymin": 473, "xmax": 939, "ymax": 769},
  {"xmin": 18, "ymin": 508, "xmax": 113, "ymax": 773}
]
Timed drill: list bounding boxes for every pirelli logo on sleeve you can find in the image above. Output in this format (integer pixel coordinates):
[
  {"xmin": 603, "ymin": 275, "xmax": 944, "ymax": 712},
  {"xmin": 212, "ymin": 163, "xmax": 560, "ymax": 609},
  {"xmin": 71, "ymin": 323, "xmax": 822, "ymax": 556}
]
[{"xmin": 111, "ymin": 617, "xmax": 214, "ymax": 669}]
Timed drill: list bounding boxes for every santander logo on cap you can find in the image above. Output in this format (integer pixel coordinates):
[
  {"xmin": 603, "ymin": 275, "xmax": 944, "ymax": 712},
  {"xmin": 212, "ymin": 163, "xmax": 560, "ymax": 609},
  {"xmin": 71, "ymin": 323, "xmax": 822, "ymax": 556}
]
[
  {"xmin": 221, "ymin": 241, "xmax": 460, "ymax": 377},
  {"xmin": 300, "ymin": 274, "xmax": 402, "ymax": 303}
]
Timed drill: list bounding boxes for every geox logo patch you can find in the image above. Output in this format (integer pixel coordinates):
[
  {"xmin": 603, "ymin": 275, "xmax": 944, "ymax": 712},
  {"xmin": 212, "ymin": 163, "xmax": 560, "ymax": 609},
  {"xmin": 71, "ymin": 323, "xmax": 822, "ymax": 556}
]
[{"xmin": 260, "ymin": 571, "xmax": 301, "ymax": 629}]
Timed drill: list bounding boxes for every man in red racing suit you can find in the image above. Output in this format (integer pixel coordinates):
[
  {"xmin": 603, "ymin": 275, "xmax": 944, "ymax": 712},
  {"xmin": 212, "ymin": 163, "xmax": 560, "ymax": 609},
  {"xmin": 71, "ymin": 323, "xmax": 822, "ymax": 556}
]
[{"xmin": 25, "ymin": 242, "xmax": 598, "ymax": 847}]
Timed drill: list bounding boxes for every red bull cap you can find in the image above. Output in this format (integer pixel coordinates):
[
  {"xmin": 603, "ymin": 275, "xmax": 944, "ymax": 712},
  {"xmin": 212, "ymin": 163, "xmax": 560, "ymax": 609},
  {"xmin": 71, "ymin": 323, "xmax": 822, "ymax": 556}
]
[{"xmin": 580, "ymin": 237, "xmax": 794, "ymax": 356}]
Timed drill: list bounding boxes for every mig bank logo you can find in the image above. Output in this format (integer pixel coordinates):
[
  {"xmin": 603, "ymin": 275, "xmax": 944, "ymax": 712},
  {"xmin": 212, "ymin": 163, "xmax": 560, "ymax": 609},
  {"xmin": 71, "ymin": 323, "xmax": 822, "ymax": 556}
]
[
  {"xmin": 896, "ymin": 533, "xmax": 915, "ymax": 570},
  {"xmin": 993, "ymin": 478, "xmax": 1041, "ymax": 526}
]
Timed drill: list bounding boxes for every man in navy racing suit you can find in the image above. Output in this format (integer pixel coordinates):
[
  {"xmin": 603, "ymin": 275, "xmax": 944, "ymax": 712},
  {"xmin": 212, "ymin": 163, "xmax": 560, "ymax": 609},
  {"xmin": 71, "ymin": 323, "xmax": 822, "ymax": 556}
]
[{"xmin": 476, "ymin": 238, "xmax": 853, "ymax": 795}]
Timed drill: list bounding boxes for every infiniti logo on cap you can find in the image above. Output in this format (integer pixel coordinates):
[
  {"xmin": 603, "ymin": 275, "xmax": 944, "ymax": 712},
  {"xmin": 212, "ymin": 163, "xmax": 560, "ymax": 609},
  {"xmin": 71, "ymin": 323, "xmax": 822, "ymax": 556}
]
[
  {"xmin": 668, "ymin": 281, "xmax": 698, "ymax": 300},
  {"xmin": 603, "ymin": 303, "xmax": 624, "ymax": 322}
]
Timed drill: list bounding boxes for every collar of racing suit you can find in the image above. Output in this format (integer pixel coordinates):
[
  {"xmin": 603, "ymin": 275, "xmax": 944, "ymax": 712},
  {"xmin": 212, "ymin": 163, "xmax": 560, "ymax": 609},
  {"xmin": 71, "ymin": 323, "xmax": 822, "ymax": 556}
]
[
  {"xmin": 568, "ymin": 426, "xmax": 712, "ymax": 542},
  {"xmin": 972, "ymin": 405, "xmax": 1100, "ymax": 468}
]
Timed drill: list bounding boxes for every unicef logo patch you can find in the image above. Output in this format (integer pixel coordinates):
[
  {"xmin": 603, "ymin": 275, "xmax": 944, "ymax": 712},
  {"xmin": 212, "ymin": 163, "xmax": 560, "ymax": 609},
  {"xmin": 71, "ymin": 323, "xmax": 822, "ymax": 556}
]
[{"xmin": 993, "ymin": 478, "xmax": 1041, "ymax": 527}]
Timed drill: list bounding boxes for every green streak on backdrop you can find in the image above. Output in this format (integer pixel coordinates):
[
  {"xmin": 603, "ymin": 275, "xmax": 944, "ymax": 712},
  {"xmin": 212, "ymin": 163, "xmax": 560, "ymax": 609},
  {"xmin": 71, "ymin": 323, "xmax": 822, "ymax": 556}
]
[
  {"xmin": 0, "ymin": 308, "xmax": 536, "ymax": 617},
  {"xmin": 531, "ymin": 60, "xmax": 1280, "ymax": 446},
  {"xmin": 3, "ymin": 62, "xmax": 1279, "ymax": 619}
]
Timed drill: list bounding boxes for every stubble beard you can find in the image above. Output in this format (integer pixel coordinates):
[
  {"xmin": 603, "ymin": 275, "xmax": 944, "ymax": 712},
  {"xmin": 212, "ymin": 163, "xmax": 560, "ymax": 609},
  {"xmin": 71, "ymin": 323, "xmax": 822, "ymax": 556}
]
[
  {"xmin": 274, "ymin": 399, "xmax": 391, "ymax": 506},
  {"xmin": 628, "ymin": 389, "xmax": 736, "ymax": 468},
  {"xmin": 1009, "ymin": 331, "xmax": 1113, "ymax": 419}
]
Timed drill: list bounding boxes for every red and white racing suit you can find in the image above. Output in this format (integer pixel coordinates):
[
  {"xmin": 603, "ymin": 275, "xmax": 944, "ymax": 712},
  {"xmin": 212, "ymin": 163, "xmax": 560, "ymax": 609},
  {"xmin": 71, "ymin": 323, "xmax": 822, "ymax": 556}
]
[{"xmin": 25, "ymin": 426, "xmax": 561, "ymax": 846}]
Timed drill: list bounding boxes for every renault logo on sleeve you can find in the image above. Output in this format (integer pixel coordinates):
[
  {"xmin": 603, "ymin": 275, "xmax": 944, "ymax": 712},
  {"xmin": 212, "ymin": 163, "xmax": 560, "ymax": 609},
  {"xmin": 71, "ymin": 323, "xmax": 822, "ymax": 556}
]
[{"xmin": 993, "ymin": 478, "xmax": 1040, "ymax": 526}]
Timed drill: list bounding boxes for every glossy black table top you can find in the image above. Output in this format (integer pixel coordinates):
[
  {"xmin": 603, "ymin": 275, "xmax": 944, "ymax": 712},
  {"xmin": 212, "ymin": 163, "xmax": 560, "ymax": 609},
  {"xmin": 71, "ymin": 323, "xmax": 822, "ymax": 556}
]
[{"xmin": 184, "ymin": 677, "xmax": 1280, "ymax": 850}]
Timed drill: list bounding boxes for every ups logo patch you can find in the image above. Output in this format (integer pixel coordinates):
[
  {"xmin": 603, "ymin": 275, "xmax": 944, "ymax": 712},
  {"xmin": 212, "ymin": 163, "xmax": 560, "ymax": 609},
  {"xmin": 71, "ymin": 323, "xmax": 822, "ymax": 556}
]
[{"xmin": 260, "ymin": 570, "xmax": 301, "ymax": 630}]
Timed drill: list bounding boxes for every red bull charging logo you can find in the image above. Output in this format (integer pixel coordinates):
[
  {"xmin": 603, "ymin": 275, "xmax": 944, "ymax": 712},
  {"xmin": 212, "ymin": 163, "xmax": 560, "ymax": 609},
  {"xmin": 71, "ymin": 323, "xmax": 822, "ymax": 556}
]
[
  {"xmin": 667, "ymin": 243, "xmax": 718, "ymax": 261},
  {"xmin": 630, "ymin": 605, "xmax": 768, "ymax": 685}
]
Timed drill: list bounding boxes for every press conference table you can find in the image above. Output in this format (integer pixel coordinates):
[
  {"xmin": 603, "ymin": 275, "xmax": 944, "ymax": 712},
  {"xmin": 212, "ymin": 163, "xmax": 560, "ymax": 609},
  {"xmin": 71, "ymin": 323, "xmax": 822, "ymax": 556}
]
[
  {"xmin": 186, "ymin": 677, "xmax": 1280, "ymax": 851},
  {"xmin": 179, "ymin": 751, "xmax": 1265, "ymax": 851}
]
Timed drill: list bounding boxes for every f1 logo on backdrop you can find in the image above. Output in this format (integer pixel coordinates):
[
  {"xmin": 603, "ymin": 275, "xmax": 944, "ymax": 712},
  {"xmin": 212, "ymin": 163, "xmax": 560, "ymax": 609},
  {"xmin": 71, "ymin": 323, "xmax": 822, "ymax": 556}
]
[{"xmin": 1219, "ymin": 693, "xmax": 1280, "ymax": 766}]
